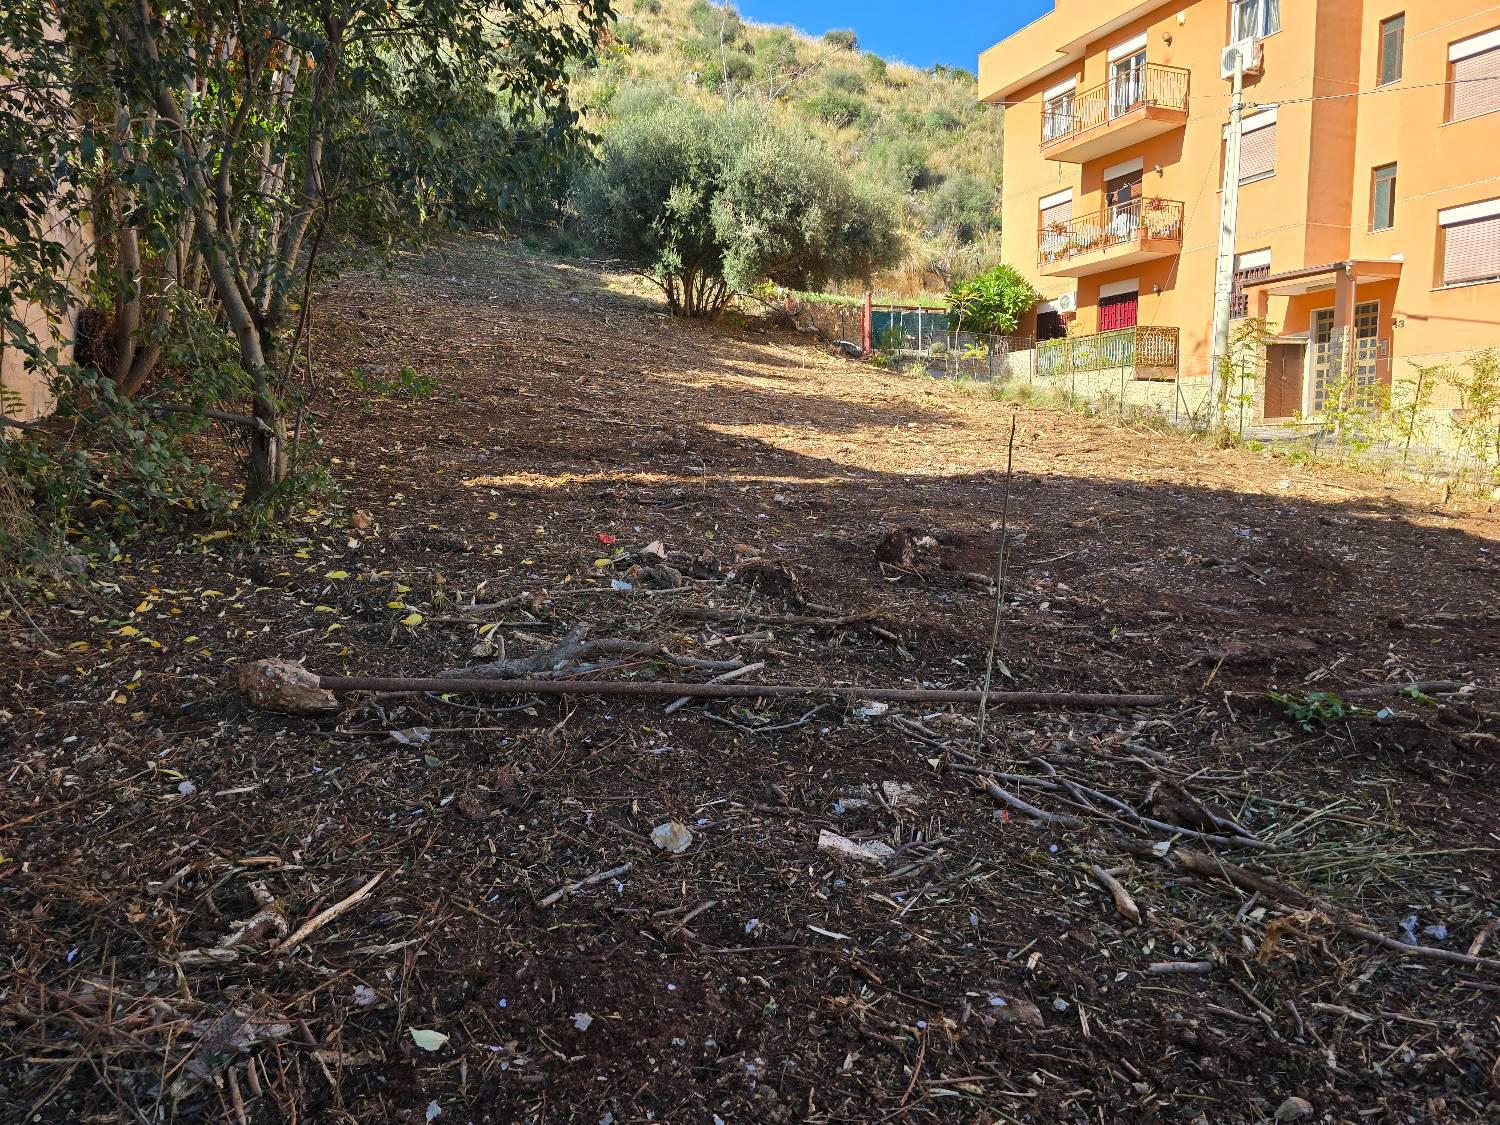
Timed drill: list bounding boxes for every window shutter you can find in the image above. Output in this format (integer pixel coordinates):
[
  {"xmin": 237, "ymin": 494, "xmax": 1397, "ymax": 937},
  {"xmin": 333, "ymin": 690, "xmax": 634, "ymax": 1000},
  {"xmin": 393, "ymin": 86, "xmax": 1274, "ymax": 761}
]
[
  {"xmin": 1443, "ymin": 214, "xmax": 1500, "ymax": 285},
  {"xmin": 1451, "ymin": 46, "xmax": 1500, "ymax": 122},
  {"xmin": 1238, "ymin": 123, "xmax": 1276, "ymax": 181},
  {"xmin": 1041, "ymin": 197, "xmax": 1072, "ymax": 228}
]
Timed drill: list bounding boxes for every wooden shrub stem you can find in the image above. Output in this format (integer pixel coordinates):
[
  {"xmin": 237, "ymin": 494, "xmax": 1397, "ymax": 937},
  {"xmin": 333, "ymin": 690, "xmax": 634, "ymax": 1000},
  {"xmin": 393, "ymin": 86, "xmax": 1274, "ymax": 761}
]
[{"xmin": 316, "ymin": 674, "xmax": 1171, "ymax": 710}]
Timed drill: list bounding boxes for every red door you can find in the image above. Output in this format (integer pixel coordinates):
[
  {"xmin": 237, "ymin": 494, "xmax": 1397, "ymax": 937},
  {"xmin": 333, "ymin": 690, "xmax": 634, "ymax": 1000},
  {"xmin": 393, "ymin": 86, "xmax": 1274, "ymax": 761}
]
[{"xmin": 1098, "ymin": 292, "xmax": 1138, "ymax": 331}]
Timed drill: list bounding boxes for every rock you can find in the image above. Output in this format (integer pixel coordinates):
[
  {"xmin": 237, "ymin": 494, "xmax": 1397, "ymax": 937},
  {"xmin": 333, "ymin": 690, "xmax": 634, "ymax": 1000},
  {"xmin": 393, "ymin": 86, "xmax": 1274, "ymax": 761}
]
[
  {"xmin": 237, "ymin": 658, "xmax": 340, "ymax": 716},
  {"xmin": 651, "ymin": 821, "xmax": 694, "ymax": 854},
  {"xmin": 985, "ymin": 994, "xmax": 1044, "ymax": 1027},
  {"xmin": 1275, "ymin": 1096, "xmax": 1313, "ymax": 1121},
  {"xmin": 817, "ymin": 829, "xmax": 894, "ymax": 865},
  {"xmin": 880, "ymin": 781, "xmax": 922, "ymax": 809}
]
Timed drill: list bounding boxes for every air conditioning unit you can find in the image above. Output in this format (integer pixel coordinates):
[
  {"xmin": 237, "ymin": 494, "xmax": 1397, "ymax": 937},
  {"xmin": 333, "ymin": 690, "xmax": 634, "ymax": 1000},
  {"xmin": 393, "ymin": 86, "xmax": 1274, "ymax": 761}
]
[
  {"xmin": 1055, "ymin": 291, "xmax": 1078, "ymax": 314},
  {"xmin": 1220, "ymin": 39, "xmax": 1263, "ymax": 79}
]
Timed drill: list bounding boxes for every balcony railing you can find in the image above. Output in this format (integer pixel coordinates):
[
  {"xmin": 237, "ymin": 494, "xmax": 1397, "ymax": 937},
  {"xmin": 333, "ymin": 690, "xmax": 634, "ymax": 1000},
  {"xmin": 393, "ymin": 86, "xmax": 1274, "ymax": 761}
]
[
  {"xmin": 1038, "ymin": 198, "xmax": 1185, "ymax": 269},
  {"xmin": 1038, "ymin": 326, "xmax": 1180, "ymax": 377},
  {"xmin": 1041, "ymin": 64, "xmax": 1190, "ymax": 148}
]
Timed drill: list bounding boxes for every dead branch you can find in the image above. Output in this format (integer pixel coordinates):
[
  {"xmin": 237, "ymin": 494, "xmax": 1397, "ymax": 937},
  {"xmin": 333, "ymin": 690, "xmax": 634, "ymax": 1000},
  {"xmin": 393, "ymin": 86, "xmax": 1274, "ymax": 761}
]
[
  {"xmin": 1088, "ymin": 864, "xmax": 1141, "ymax": 925},
  {"xmin": 441, "ymin": 624, "xmax": 743, "ymax": 678},
  {"xmin": 314, "ymin": 672, "xmax": 1173, "ymax": 709},
  {"xmin": 978, "ymin": 778, "xmax": 1085, "ymax": 828},
  {"xmin": 273, "ymin": 872, "xmax": 386, "ymax": 954},
  {"xmin": 1151, "ymin": 848, "xmax": 1500, "ymax": 975},
  {"xmin": 664, "ymin": 661, "xmax": 767, "ymax": 714},
  {"xmin": 539, "ymin": 862, "xmax": 633, "ymax": 908}
]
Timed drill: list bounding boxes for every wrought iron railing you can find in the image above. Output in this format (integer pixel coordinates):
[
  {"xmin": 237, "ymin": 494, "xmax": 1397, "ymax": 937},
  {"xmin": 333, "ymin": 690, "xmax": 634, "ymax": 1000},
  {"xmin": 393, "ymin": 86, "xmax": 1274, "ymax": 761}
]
[
  {"xmin": 1041, "ymin": 63, "xmax": 1190, "ymax": 147},
  {"xmin": 1037, "ymin": 326, "xmax": 1180, "ymax": 377},
  {"xmin": 1038, "ymin": 198, "xmax": 1184, "ymax": 268}
]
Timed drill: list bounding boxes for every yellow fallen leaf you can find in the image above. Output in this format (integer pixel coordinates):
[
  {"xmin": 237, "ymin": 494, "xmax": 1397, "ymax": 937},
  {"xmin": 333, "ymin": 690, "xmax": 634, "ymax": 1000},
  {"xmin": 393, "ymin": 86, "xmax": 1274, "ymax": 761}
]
[
  {"xmin": 314, "ymin": 605, "xmax": 336, "ymax": 613},
  {"xmin": 112, "ymin": 693, "xmax": 128, "ymax": 704},
  {"xmin": 183, "ymin": 635, "xmax": 199, "ymax": 643},
  {"xmin": 134, "ymin": 600, "xmax": 151, "ymax": 614},
  {"xmin": 117, "ymin": 625, "xmax": 141, "ymax": 637},
  {"xmin": 401, "ymin": 612, "xmax": 424, "ymax": 626},
  {"xmin": 325, "ymin": 570, "xmax": 350, "ymax": 580},
  {"xmin": 197, "ymin": 530, "xmax": 233, "ymax": 542},
  {"xmin": 387, "ymin": 600, "xmax": 406, "ymax": 609},
  {"xmin": 295, "ymin": 549, "xmax": 312, "ymax": 559}
]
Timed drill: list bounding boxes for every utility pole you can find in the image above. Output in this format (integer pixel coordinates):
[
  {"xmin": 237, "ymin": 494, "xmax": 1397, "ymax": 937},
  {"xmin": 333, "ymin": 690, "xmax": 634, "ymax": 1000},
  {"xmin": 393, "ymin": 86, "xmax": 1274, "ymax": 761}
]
[{"xmin": 1209, "ymin": 48, "xmax": 1247, "ymax": 423}]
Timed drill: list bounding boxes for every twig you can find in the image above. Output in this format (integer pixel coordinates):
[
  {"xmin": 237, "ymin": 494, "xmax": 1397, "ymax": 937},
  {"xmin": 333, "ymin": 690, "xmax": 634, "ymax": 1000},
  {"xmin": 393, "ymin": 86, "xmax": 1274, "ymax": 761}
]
[
  {"xmin": 978, "ymin": 778, "xmax": 1084, "ymax": 828},
  {"xmin": 1088, "ymin": 864, "xmax": 1141, "ymax": 924},
  {"xmin": 2, "ymin": 581, "xmax": 53, "ymax": 646},
  {"xmin": 664, "ymin": 661, "xmax": 766, "ymax": 714},
  {"xmin": 704, "ymin": 704, "xmax": 824, "ymax": 735},
  {"xmin": 1149, "ymin": 961, "xmax": 1214, "ymax": 974},
  {"xmin": 976, "ymin": 414, "xmax": 1018, "ymax": 760},
  {"xmin": 1152, "ymin": 848, "xmax": 1500, "ymax": 974},
  {"xmin": 539, "ymin": 862, "xmax": 633, "ymax": 909},
  {"xmin": 273, "ymin": 872, "xmax": 386, "ymax": 953}
]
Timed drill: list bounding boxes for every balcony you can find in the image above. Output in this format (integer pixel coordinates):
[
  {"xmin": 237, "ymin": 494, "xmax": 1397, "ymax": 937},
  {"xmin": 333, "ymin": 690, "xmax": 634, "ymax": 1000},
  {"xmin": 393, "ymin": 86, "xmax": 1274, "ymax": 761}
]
[
  {"xmin": 1040, "ymin": 64, "xmax": 1189, "ymax": 163},
  {"xmin": 1038, "ymin": 198, "xmax": 1184, "ymax": 278},
  {"xmin": 1038, "ymin": 326, "xmax": 1180, "ymax": 378}
]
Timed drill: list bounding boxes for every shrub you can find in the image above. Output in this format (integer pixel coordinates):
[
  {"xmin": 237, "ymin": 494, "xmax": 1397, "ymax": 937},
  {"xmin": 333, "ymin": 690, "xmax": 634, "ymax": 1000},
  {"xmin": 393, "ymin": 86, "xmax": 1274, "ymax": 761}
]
[
  {"xmin": 823, "ymin": 29, "xmax": 858, "ymax": 50},
  {"xmin": 865, "ymin": 135, "xmax": 931, "ymax": 191},
  {"xmin": 864, "ymin": 53, "xmax": 888, "ymax": 83},
  {"xmin": 699, "ymin": 49, "xmax": 756, "ymax": 92},
  {"xmin": 576, "ymin": 99, "xmax": 903, "ymax": 319},
  {"xmin": 922, "ymin": 107, "xmax": 963, "ymax": 132},
  {"xmin": 801, "ymin": 89, "xmax": 869, "ymax": 127},
  {"xmin": 755, "ymin": 28, "xmax": 801, "ymax": 72},
  {"xmin": 688, "ymin": 0, "xmax": 744, "ymax": 44},
  {"xmin": 632, "ymin": 0, "xmax": 661, "ymax": 11},
  {"xmin": 927, "ymin": 175, "xmax": 998, "ymax": 243},
  {"xmin": 613, "ymin": 20, "xmax": 653, "ymax": 51},
  {"xmin": 945, "ymin": 264, "xmax": 1038, "ymax": 335},
  {"xmin": 823, "ymin": 66, "xmax": 866, "ymax": 93}
]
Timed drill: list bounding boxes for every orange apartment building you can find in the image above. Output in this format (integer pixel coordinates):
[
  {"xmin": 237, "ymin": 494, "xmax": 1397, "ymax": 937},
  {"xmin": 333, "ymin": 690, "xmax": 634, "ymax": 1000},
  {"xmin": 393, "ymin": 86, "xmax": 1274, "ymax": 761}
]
[{"xmin": 978, "ymin": 0, "xmax": 1500, "ymax": 420}]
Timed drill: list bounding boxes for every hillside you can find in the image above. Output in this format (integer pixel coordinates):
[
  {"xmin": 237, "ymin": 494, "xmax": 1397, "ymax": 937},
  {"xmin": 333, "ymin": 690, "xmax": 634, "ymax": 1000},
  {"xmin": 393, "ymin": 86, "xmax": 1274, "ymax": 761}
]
[{"xmin": 576, "ymin": 0, "xmax": 1006, "ymax": 294}]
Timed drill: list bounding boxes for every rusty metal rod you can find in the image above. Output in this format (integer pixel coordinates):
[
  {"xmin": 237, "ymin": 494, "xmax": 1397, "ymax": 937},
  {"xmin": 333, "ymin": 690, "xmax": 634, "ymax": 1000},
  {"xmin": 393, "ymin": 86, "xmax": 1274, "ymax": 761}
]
[{"xmin": 316, "ymin": 675, "xmax": 1172, "ymax": 709}]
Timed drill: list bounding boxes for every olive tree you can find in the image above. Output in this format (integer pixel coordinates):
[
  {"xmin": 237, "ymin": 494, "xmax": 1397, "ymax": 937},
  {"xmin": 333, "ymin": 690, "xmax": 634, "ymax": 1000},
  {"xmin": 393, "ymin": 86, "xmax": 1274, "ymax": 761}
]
[
  {"xmin": 577, "ymin": 99, "xmax": 902, "ymax": 319},
  {"xmin": 3, "ymin": 0, "xmax": 608, "ymax": 504}
]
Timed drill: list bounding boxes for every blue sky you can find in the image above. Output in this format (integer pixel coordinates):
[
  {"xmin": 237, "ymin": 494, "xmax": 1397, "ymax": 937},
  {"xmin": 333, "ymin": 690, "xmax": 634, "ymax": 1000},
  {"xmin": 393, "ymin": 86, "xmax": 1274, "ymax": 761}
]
[{"xmin": 734, "ymin": 0, "xmax": 1053, "ymax": 71}]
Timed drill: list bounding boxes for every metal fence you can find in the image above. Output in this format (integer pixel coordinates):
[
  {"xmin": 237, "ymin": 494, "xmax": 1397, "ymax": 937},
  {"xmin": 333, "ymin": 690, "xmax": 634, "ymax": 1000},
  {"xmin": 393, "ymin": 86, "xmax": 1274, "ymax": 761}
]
[{"xmin": 1037, "ymin": 326, "xmax": 1179, "ymax": 378}]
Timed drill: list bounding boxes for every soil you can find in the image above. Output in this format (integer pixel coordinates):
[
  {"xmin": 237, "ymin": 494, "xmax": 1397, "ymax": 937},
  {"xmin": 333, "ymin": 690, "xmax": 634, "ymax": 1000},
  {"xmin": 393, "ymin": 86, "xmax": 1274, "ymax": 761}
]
[{"xmin": 3, "ymin": 238, "xmax": 1499, "ymax": 1124}]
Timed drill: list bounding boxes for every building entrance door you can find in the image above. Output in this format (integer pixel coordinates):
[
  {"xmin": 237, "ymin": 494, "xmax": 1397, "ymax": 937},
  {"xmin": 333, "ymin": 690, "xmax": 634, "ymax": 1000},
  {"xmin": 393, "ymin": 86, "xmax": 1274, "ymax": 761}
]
[
  {"xmin": 1310, "ymin": 301, "xmax": 1379, "ymax": 413},
  {"xmin": 1262, "ymin": 342, "xmax": 1305, "ymax": 419}
]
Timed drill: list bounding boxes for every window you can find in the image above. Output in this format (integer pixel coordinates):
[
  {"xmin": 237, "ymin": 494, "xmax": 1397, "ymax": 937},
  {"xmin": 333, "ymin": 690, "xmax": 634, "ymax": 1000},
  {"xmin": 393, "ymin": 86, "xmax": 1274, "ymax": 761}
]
[
  {"xmin": 1230, "ymin": 110, "xmax": 1277, "ymax": 183},
  {"xmin": 1232, "ymin": 0, "xmax": 1280, "ymax": 41},
  {"xmin": 1448, "ymin": 29, "xmax": 1500, "ymax": 123},
  {"xmin": 1042, "ymin": 77, "xmax": 1077, "ymax": 141},
  {"xmin": 1378, "ymin": 15, "xmax": 1405, "ymax": 85},
  {"xmin": 1039, "ymin": 189, "xmax": 1074, "ymax": 261},
  {"xmin": 1231, "ymin": 249, "xmax": 1271, "ymax": 317},
  {"xmin": 1107, "ymin": 34, "xmax": 1149, "ymax": 118},
  {"xmin": 1438, "ymin": 198, "xmax": 1500, "ymax": 286},
  {"xmin": 1371, "ymin": 164, "xmax": 1397, "ymax": 231}
]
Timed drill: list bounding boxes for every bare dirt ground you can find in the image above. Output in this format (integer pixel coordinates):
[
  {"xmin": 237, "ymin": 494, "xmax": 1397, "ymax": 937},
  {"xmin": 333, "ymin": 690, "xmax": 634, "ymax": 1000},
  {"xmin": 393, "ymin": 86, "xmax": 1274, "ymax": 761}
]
[{"xmin": 4, "ymin": 238, "xmax": 1499, "ymax": 1124}]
